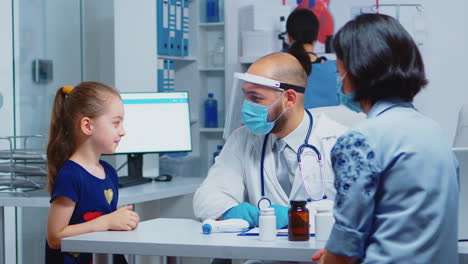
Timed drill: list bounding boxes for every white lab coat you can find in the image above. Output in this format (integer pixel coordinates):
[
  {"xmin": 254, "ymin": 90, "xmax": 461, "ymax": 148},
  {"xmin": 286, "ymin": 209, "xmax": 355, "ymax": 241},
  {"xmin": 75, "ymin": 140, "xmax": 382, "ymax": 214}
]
[{"xmin": 193, "ymin": 112, "xmax": 348, "ymax": 222}]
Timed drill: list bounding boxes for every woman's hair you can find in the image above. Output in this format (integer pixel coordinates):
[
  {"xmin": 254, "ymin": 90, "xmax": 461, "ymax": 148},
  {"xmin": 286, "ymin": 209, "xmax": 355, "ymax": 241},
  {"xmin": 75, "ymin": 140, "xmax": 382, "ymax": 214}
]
[
  {"xmin": 333, "ymin": 13, "xmax": 428, "ymax": 103},
  {"xmin": 46, "ymin": 82, "xmax": 120, "ymax": 193},
  {"xmin": 286, "ymin": 8, "xmax": 320, "ymax": 76}
]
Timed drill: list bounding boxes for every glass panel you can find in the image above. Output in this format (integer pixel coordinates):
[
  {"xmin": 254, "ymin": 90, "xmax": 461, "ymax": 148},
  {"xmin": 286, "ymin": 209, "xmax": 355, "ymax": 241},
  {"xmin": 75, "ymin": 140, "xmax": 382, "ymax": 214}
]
[
  {"xmin": 13, "ymin": 0, "xmax": 82, "ymax": 150},
  {"xmin": 12, "ymin": 0, "xmax": 82, "ymax": 262}
]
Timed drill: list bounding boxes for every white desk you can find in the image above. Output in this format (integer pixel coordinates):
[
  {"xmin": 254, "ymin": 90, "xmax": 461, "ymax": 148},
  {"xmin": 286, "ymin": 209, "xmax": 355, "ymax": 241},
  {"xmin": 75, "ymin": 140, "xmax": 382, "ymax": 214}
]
[
  {"xmin": 0, "ymin": 177, "xmax": 204, "ymax": 264},
  {"xmin": 63, "ymin": 218, "xmax": 468, "ymax": 263},
  {"xmin": 63, "ymin": 218, "xmax": 322, "ymax": 262}
]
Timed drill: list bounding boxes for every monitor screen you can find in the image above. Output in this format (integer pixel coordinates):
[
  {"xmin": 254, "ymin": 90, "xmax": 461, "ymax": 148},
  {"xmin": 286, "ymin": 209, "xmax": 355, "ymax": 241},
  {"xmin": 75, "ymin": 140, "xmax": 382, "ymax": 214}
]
[{"xmin": 115, "ymin": 92, "xmax": 192, "ymax": 154}]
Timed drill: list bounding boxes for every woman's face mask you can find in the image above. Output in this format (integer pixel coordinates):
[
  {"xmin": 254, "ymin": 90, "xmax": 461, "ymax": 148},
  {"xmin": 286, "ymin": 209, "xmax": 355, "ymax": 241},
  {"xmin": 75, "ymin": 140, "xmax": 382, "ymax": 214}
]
[
  {"xmin": 336, "ymin": 72, "xmax": 362, "ymax": 113},
  {"xmin": 241, "ymin": 93, "xmax": 287, "ymax": 134}
]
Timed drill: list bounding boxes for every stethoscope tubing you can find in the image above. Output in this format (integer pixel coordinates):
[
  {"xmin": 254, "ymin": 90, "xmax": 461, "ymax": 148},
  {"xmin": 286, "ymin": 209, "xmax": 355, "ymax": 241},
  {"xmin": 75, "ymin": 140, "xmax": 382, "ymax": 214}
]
[{"xmin": 259, "ymin": 109, "xmax": 326, "ymax": 205}]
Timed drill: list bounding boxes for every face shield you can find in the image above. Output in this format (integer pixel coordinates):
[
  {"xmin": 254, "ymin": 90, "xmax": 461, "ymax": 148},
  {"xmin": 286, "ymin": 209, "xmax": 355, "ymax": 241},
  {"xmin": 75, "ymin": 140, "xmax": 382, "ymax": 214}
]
[{"xmin": 223, "ymin": 72, "xmax": 305, "ymax": 139}]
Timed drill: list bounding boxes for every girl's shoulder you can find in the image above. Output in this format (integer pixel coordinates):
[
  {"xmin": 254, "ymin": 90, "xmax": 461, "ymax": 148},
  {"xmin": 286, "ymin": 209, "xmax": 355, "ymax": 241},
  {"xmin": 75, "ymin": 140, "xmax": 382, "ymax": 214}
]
[{"xmin": 56, "ymin": 160, "xmax": 85, "ymax": 179}]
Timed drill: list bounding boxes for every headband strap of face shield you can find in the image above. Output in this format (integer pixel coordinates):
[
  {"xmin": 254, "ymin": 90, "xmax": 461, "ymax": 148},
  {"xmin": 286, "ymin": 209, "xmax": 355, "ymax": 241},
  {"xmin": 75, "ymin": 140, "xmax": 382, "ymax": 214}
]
[{"xmin": 233, "ymin": 72, "xmax": 305, "ymax": 94}]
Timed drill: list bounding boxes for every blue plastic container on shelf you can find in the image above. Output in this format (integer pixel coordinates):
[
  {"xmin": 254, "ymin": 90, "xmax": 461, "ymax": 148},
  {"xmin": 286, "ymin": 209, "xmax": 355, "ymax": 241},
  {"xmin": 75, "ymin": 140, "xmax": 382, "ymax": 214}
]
[
  {"xmin": 204, "ymin": 93, "xmax": 218, "ymax": 128},
  {"xmin": 206, "ymin": 0, "xmax": 219, "ymax": 22}
]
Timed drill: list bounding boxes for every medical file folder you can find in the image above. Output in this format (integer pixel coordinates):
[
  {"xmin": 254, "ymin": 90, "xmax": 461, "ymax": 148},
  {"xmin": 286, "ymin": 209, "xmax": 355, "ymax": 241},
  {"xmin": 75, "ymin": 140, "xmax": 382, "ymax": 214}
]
[
  {"xmin": 169, "ymin": 0, "xmax": 177, "ymax": 55},
  {"xmin": 182, "ymin": 0, "xmax": 190, "ymax": 56},
  {"xmin": 163, "ymin": 59, "xmax": 170, "ymax": 92},
  {"xmin": 160, "ymin": 59, "xmax": 175, "ymax": 92},
  {"xmin": 157, "ymin": 58, "xmax": 164, "ymax": 92},
  {"xmin": 157, "ymin": 0, "xmax": 170, "ymax": 55},
  {"xmin": 169, "ymin": 60, "xmax": 175, "ymax": 91},
  {"xmin": 175, "ymin": 0, "xmax": 183, "ymax": 56}
]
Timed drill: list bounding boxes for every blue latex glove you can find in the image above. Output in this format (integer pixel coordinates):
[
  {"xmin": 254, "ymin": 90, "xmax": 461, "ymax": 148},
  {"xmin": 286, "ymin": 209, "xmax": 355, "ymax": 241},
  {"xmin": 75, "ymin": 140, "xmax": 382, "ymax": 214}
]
[
  {"xmin": 222, "ymin": 202, "xmax": 260, "ymax": 228},
  {"xmin": 270, "ymin": 204, "xmax": 289, "ymax": 229}
]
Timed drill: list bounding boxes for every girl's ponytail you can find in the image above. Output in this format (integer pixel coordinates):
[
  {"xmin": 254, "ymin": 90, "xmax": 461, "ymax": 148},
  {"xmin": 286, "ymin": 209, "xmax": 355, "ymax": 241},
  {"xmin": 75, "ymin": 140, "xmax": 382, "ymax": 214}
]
[
  {"xmin": 287, "ymin": 40, "xmax": 312, "ymax": 76},
  {"xmin": 46, "ymin": 87, "xmax": 76, "ymax": 193}
]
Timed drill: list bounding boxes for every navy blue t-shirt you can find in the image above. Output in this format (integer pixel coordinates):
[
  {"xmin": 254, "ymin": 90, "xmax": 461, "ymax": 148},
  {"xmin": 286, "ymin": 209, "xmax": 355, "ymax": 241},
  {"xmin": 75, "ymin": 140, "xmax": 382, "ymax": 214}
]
[{"xmin": 45, "ymin": 160, "xmax": 126, "ymax": 264}]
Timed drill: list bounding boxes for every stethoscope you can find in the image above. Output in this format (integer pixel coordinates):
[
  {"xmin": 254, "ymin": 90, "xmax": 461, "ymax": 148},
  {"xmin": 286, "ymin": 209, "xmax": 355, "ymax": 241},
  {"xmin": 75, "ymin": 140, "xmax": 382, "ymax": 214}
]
[{"xmin": 257, "ymin": 109, "xmax": 327, "ymax": 209}]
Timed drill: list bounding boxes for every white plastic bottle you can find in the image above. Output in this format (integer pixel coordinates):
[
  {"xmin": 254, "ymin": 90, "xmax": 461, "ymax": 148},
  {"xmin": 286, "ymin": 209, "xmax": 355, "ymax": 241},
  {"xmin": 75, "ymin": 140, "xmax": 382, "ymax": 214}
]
[
  {"xmin": 259, "ymin": 207, "xmax": 276, "ymax": 241},
  {"xmin": 315, "ymin": 206, "xmax": 335, "ymax": 241},
  {"xmin": 202, "ymin": 219, "xmax": 249, "ymax": 234}
]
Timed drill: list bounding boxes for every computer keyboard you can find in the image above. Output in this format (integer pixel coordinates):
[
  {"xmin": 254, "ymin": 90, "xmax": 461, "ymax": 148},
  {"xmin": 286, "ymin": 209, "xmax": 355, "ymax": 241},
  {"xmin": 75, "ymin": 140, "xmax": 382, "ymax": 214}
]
[{"xmin": 118, "ymin": 176, "xmax": 152, "ymax": 188}]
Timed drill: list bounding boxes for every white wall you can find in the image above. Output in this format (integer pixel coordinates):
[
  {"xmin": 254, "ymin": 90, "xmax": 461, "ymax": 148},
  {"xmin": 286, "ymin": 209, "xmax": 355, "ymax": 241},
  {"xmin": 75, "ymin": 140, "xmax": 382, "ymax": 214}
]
[
  {"xmin": 414, "ymin": 0, "xmax": 468, "ymax": 143},
  {"xmin": 114, "ymin": 0, "xmax": 158, "ymax": 92},
  {"xmin": 328, "ymin": 0, "xmax": 468, "ymax": 143}
]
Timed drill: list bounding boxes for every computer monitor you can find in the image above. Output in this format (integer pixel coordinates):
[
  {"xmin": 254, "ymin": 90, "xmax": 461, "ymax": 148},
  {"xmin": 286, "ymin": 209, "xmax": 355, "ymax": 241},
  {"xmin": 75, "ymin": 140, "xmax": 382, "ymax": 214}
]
[{"xmin": 114, "ymin": 92, "xmax": 192, "ymax": 180}]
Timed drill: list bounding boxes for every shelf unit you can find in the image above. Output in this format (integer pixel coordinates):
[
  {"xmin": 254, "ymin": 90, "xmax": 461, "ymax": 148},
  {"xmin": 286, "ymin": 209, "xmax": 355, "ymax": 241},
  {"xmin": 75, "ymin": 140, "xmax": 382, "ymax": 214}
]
[
  {"xmin": 198, "ymin": 22, "xmax": 225, "ymax": 27},
  {"xmin": 196, "ymin": 0, "xmax": 226, "ymax": 174},
  {"xmin": 199, "ymin": 127, "xmax": 224, "ymax": 133},
  {"xmin": 199, "ymin": 67, "xmax": 225, "ymax": 71},
  {"xmin": 158, "ymin": 55, "xmax": 197, "ymax": 61}
]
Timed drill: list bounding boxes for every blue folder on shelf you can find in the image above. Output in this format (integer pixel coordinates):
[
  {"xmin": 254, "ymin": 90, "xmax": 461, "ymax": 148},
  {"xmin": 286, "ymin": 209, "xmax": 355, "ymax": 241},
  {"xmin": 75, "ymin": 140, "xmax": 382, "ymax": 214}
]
[
  {"xmin": 163, "ymin": 59, "xmax": 170, "ymax": 92},
  {"xmin": 157, "ymin": 58, "xmax": 164, "ymax": 92},
  {"xmin": 175, "ymin": 0, "xmax": 183, "ymax": 56},
  {"xmin": 182, "ymin": 0, "xmax": 190, "ymax": 56},
  {"xmin": 157, "ymin": 0, "xmax": 170, "ymax": 55},
  {"xmin": 168, "ymin": 0, "xmax": 177, "ymax": 55},
  {"xmin": 169, "ymin": 60, "xmax": 175, "ymax": 91}
]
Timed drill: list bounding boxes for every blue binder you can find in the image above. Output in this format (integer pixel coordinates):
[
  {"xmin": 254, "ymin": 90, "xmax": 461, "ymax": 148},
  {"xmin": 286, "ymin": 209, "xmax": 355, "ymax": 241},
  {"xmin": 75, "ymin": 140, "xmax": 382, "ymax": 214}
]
[
  {"xmin": 157, "ymin": 58, "xmax": 164, "ymax": 92},
  {"xmin": 182, "ymin": 0, "xmax": 190, "ymax": 56},
  {"xmin": 163, "ymin": 59, "xmax": 170, "ymax": 92},
  {"xmin": 168, "ymin": 0, "xmax": 177, "ymax": 55},
  {"xmin": 175, "ymin": 0, "xmax": 183, "ymax": 56},
  {"xmin": 157, "ymin": 0, "xmax": 170, "ymax": 55},
  {"xmin": 169, "ymin": 60, "xmax": 175, "ymax": 91}
]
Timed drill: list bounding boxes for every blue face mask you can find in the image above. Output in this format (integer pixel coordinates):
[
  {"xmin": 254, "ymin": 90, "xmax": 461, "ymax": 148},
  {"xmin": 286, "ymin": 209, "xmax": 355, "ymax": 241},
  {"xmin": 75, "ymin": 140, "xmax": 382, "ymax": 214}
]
[
  {"xmin": 336, "ymin": 72, "xmax": 362, "ymax": 113},
  {"xmin": 241, "ymin": 94, "xmax": 286, "ymax": 134}
]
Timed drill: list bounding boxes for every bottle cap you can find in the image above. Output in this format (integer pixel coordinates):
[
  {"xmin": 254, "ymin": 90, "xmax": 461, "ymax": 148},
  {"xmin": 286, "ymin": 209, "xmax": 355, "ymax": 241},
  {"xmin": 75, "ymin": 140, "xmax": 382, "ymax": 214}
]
[
  {"xmin": 260, "ymin": 207, "xmax": 275, "ymax": 215},
  {"xmin": 290, "ymin": 200, "xmax": 307, "ymax": 206},
  {"xmin": 316, "ymin": 203, "xmax": 333, "ymax": 213},
  {"xmin": 217, "ymin": 145, "xmax": 223, "ymax": 150},
  {"xmin": 202, "ymin": 223, "xmax": 212, "ymax": 234},
  {"xmin": 208, "ymin": 93, "xmax": 214, "ymax": 97}
]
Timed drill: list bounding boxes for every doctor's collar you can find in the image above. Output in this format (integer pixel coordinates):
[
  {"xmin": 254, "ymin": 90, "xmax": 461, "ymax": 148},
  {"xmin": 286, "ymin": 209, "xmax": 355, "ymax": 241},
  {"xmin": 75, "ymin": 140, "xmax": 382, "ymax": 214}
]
[{"xmin": 234, "ymin": 72, "xmax": 305, "ymax": 94}]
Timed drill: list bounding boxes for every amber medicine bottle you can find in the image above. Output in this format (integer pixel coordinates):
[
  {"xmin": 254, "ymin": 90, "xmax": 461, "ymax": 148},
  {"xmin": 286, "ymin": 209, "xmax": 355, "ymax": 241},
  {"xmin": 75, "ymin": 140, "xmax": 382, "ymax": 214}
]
[{"xmin": 288, "ymin": 200, "xmax": 309, "ymax": 241}]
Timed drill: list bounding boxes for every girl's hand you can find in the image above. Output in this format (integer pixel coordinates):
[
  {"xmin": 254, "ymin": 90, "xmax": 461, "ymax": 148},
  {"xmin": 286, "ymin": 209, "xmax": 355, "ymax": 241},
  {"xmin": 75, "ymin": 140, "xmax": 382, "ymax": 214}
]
[
  {"xmin": 101, "ymin": 205, "xmax": 140, "ymax": 231},
  {"xmin": 312, "ymin": 248, "xmax": 327, "ymax": 262}
]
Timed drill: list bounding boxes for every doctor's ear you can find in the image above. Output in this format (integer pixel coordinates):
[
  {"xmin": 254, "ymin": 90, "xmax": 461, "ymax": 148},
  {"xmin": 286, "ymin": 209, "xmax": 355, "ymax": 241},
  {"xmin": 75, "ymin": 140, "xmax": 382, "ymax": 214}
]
[
  {"xmin": 284, "ymin": 89, "xmax": 297, "ymax": 109},
  {"xmin": 79, "ymin": 116, "xmax": 93, "ymax": 136}
]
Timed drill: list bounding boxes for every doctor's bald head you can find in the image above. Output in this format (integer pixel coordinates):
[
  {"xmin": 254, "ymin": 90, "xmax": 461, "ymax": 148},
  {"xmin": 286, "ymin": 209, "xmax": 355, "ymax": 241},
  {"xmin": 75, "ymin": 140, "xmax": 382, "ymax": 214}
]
[{"xmin": 247, "ymin": 52, "xmax": 308, "ymax": 89}]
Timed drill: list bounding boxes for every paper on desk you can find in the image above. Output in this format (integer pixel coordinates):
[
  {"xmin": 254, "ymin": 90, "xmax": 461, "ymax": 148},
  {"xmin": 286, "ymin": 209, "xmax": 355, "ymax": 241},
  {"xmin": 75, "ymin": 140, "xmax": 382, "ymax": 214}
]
[{"xmin": 238, "ymin": 228, "xmax": 315, "ymax": 237}]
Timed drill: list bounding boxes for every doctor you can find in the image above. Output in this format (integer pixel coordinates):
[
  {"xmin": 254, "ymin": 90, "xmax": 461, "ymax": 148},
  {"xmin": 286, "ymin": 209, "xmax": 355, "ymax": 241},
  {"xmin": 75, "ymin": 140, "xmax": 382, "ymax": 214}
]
[{"xmin": 193, "ymin": 53, "xmax": 347, "ymax": 228}]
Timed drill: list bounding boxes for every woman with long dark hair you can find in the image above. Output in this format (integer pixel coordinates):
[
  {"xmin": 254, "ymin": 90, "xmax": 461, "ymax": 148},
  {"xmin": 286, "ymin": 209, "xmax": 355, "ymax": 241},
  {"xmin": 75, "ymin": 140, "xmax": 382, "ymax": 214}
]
[
  {"xmin": 286, "ymin": 8, "xmax": 338, "ymax": 108},
  {"xmin": 312, "ymin": 14, "xmax": 459, "ymax": 263}
]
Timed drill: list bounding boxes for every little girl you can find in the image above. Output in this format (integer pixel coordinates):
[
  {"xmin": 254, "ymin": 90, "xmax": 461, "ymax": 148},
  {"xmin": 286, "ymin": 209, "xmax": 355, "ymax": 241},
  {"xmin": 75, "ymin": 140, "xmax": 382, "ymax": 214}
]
[{"xmin": 45, "ymin": 82, "xmax": 139, "ymax": 264}]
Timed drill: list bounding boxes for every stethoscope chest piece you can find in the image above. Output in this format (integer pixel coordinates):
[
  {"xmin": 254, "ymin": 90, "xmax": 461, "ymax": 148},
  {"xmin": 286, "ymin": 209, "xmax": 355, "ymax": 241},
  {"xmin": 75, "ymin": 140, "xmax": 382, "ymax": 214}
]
[{"xmin": 257, "ymin": 197, "xmax": 272, "ymax": 210}]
